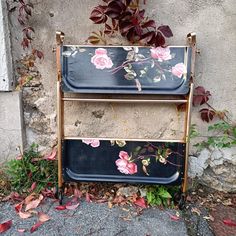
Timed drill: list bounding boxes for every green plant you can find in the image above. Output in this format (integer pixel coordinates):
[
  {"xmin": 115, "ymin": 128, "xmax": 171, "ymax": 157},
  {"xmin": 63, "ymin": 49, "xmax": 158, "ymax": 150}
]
[
  {"xmin": 193, "ymin": 121, "xmax": 236, "ymax": 150},
  {"xmin": 6, "ymin": 143, "xmax": 57, "ymax": 194},
  {"xmin": 191, "ymin": 86, "xmax": 236, "ymax": 150},
  {"xmin": 146, "ymin": 185, "xmax": 178, "ymax": 207}
]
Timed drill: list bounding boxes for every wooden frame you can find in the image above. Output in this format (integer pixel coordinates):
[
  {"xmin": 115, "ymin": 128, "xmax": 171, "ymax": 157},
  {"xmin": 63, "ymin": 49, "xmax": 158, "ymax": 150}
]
[{"xmin": 56, "ymin": 31, "xmax": 197, "ymax": 206}]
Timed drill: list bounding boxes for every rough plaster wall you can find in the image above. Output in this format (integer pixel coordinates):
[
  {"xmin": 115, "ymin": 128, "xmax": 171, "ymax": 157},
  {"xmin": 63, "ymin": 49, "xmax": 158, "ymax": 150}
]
[
  {"xmin": 0, "ymin": 0, "xmax": 13, "ymax": 91},
  {"xmin": 7, "ymin": 0, "xmax": 236, "ymax": 191}
]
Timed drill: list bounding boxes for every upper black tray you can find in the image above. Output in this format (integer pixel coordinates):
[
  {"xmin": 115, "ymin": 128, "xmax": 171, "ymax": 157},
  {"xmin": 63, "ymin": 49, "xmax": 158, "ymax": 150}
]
[{"xmin": 61, "ymin": 46, "xmax": 192, "ymax": 95}]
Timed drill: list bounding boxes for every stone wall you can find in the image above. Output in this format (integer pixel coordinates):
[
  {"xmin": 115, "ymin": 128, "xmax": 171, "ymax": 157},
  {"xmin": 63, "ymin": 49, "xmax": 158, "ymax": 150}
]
[{"xmin": 5, "ymin": 0, "xmax": 236, "ymax": 191}]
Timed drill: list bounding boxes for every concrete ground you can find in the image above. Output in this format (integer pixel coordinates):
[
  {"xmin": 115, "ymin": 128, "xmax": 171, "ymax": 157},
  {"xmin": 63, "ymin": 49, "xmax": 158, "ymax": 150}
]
[{"xmin": 0, "ymin": 199, "xmax": 214, "ymax": 236}]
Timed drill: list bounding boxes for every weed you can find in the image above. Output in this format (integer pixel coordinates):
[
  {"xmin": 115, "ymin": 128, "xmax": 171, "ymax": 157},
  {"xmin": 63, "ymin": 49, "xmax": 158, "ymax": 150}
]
[
  {"xmin": 146, "ymin": 185, "xmax": 179, "ymax": 207},
  {"xmin": 5, "ymin": 143, "xmax": 57, "ymax": 194}
]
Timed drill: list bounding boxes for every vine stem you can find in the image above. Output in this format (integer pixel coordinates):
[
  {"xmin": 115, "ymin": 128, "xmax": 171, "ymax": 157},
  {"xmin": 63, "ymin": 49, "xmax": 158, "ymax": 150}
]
[
  {"xmin": 130, "ymin": 154, "xmax": 182, "ymax": 167},
  {"xmin": 109, "ymin": 57, "xmax": 151, "ymax": 74},
  {"xmin": 147, "ymin": 142, "xmax": 184, "ymax": 157}
]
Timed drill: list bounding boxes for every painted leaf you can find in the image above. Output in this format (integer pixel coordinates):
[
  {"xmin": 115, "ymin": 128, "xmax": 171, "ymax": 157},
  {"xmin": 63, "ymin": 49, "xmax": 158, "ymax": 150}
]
[
  {"xmin": 38, "ymin": 212, "xmax": 51, "ymax": 222},
  {"xmin": 30, "ymin": 221, "xmax": 43, "ymax": 233},
  {"xmin": 0, "ymin": 220, "xmax": 12, "ymax": 233},
  {"xmin": 134, "ymin": 197, "xmax": 147, "ymax": 208},
  {"xmin": 223, "ymin": 219, "xmax": 236, "ymax": 227}
]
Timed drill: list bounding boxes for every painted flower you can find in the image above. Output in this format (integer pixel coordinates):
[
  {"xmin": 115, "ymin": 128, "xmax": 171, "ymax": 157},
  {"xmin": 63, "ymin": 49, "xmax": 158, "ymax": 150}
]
[
  {"xmin": 159, "ymin": 156, "xmax": 167, "ymax": 164},
  {"xmin": 171, "ymin": 63, "xmax": 187, "ymax": 78},
  {"xmin": 115, "ymin": 151, "xmax": 138, "ymax": 175},
  {"xmin": 91, "ymin": 48, "xmax": 113, "ymax": 69},
  {"xmin": 82, "ymin": 139, "xmax": 100, "ymax": 148},
  {"xmin": 150, "ymin": 47, "xmax": 171, "ymax": 61}
]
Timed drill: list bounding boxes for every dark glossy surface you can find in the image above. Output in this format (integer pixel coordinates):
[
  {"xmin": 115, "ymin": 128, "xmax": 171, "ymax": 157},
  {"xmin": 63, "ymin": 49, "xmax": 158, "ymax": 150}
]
[
  {"xmin": 61, "ymin": 46, "xmax": 192, "ymax": 94},
  {"xmin": 62, "ymin": 140, "xmax": 185, "ymax": 185}
]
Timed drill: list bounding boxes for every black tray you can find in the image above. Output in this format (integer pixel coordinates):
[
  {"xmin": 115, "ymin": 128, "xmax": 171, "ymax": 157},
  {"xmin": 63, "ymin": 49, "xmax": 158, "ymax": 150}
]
[
  {"xmin": 62, "ymin": 139, "xmax": 185, "ymax": 185},
  {"xmin": 61, "ymin": 46, "xmax": 192, "ymax": 95}
]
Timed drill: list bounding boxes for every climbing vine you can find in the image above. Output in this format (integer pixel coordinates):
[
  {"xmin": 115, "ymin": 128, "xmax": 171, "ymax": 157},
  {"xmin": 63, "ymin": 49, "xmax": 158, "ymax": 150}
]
[
  {"xmin": 88, "ymin": 0, "xmax": 173, "ymax": 46},
  {"xmin": 191, "ymin": 86, "xmax": 236, "ymax": 149}
]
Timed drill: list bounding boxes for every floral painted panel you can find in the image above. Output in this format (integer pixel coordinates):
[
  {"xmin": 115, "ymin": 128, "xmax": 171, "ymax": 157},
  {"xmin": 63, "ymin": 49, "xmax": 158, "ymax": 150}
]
[
  {"xmin": 61, "ymin": 46, "xmax": 192, "ymax": 94},
  {"xmin": 62, "ymin": 139, "xmax": 185, "ymax": 185}
]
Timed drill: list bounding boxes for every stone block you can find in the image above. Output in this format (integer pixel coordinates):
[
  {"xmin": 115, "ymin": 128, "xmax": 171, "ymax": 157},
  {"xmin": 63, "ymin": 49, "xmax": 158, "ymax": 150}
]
[{"xmin": 0, "ymin": 91, "xmax": 25, "ymax": 162}]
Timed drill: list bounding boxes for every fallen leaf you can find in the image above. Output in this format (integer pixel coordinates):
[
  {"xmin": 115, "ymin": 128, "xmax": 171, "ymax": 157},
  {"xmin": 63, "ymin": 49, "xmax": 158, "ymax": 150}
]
[
  {"xmin": 170, "ymin": 215, "xmax": 180, "ymax": 221},
  {"xmin": 30, "ymin": 182, "xmax": 37, "ymax": 192},
  {"xmin": 191, "ymin": 207, "xmax": 201, "ymax": 216},
  {"xmin": 17, "ymin": 228, "xmax": 26, "ymax": 233},
  {"xmin": 38, "ymin": 212, "xmax": 51, "ymax": 222},
  {"xmin": 19, "ymin": 211, "xmax": 32, "ymax": 219},
  {"xmin": 24, "ymin": 193, "xmax": 36, "ymax": 205},
  {"xmin": 55, "ymin": 205, "xmax": 66, "ymax": 210},
  {"xmin": 222, "ymin": 199, "xmax": 233, "ymax": 206},
  {"xmin": 44, "ymin": 149, "xmax": 57, "ymax": 160},
  {"xmin": 0, "ymin": 220, "xmax": 12, "ymax": 233},
  {"xmin": 15, "ymin": 202, "xmax": 23, "ymax": 213},
  {"xmin": 167, "ymin": 212, "xmax": 180, "ymax": 221},
  {"xmin": 223, "ymin": 219, "xmax": 236, "ymax": 227},
  {"xmin": 3, "ymin": 192, "xmax": 23, "ymax": 202},
  {"xmin": 86, "ymin": 193, "xmax": 92, "ymax": 203},
  {"xmin": 203, "ymin": 215, "xmax": 214, "ymax": 222},
  {"xmin": 134, "ymin": 198, "xmax": 147, "ymax": 208},
  {"xmin": 74, "ymin": 189, "xmax": 83, "ymax": 198},
  {"xmin": 30, "ymin": 221, "xmax": 43, "ymax": 233},
  {"xmin": 108, "ymin": 201, "xmax": 113, "ymax": 209},
  {"xmin": 25, "ymin": 199, "xmax": 41, "ymax": 211},
  {"xmin": 65, "ymin": 202, "xmax": 80, "ymax": 210}
]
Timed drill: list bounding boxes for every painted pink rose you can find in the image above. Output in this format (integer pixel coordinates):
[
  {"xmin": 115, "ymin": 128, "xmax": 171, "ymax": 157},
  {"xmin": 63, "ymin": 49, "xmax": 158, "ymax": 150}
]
[
  {"xmin": 91, "ymin": 48, "xmax": 113, "ymax": 69},
  {"xmin": 116, "ymin": 151, "xmax": 138, "ymax": 175},
  {"xmin": 119, "ymin": 151, "xmax": 129, "ymax": 160},
  {"xmin": 171, "ymin": 63, "xmax": 187, "ymax": 78},
  {"xmin": 150, "ymin": 47, "xmax": 171, "ymax": 61},
  {"xmin": 82, "ymin": 139, "xmax": 100, "ymax": 148}
]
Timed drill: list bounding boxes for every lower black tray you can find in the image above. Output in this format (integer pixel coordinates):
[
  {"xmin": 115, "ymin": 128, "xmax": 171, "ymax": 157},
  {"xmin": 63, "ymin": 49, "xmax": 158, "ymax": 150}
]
[{"xmin": 62, "ymin": 139, "xmax": 185, "ymax": 185}]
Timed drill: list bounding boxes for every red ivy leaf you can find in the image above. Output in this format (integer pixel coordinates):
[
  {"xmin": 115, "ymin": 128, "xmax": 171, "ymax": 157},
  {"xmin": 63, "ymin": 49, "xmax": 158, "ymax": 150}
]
[
  {"xmin": 155, "ymin": 31, "xmax": 165, "ymax": 47},
  {"xmin": 139, "ymin": 31, "xmax": 155, "ymax": 44},
  {"xmin": 23, "ymin": 5, "xmax": 32, "ymax": 16},
  {"xmin": 0, "ymin": 220, "xmax": 12, "ymax": 233},
  {"xmin": 30, "ymin": 182, "xmax": 37, "ymax": 192},
  {"xmin": 193, "ymin": 86, "xmax": 211, "ymax": 106},
  {"xmin": 18, "ymin": 17, "xmax": 25, "ymax": 26},
  {"xmin": 158, "ymin": 25, "xmax": 173, "ymax": 38},
  {"xmin": 223, "ymin": 219, "xmax": 236, "ymax": 227},
  {"xmin": 30, "ymin": 221, "xmax": 43, "ymax": 233},
  {"xmin": 55, "ymin": 205, "xmax": 66, "ymax": 210},
  {"xmin": 86, "ymin": 192, "xmax": 92, "ymax": 203},
  {"xmin": 141, "ymin": 20, "xmax": 156, "ymax": 29},
  {"xmin": 19, "ymin": 0, "xmax": 25, "ymax": 5},
  {"xmin": 200, "ymin": 108, "xmax": 216, "ymax": 122},
  {"xmin": 134, "ymin": 197, "xmax": 147, "ymax": 208},
  {"xmin": 15, "ymin": 202, "xmax": 23, "ymax": 213},
  {"xmin": 90, "ymin": 5, "xmax": 108, "ymax": 24},
  {"xmin": 21, "ymin": 38, "xmax": 30, "ymax": 49}
]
